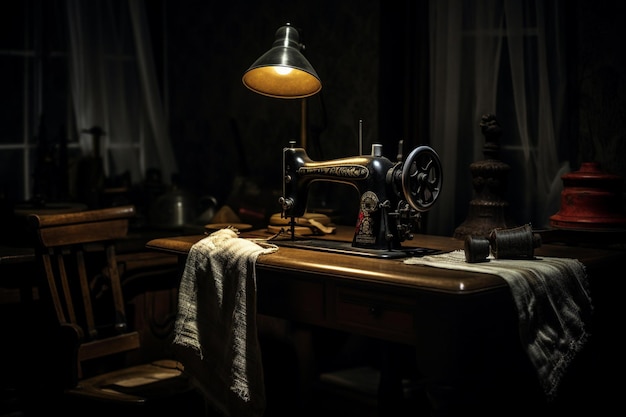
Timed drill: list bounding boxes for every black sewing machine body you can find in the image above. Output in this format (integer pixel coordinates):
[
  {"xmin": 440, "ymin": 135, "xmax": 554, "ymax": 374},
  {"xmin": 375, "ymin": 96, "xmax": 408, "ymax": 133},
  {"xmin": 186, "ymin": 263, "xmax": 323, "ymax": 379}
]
[{"xmin": 279, "ymin": 143, "xmax": 443, "ymax": 253}]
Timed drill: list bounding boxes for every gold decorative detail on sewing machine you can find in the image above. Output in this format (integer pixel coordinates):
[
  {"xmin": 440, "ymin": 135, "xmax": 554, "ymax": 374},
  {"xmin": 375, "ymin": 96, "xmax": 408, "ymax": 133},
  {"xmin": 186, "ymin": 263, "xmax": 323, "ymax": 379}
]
[
  {"xmin": 298, "ymin": 165, "xmax": 369, "ymax": 178},
  {"xmin": 276, "ymin": 141, "xmax": 443, "ymax": 258}
]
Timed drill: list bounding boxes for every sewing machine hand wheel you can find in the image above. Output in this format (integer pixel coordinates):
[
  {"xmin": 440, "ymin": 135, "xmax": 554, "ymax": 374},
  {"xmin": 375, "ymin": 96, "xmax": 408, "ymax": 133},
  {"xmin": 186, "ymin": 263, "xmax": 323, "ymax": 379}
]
[{"xmin": 401, "ymin": 146, "xmax": 443, "ymax": 212}]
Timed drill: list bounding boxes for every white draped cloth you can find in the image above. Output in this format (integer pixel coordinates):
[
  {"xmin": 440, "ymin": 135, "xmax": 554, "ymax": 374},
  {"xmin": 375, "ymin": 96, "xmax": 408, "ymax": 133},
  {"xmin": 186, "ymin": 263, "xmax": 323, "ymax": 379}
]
[
  {"xmin": 405, "ymin": 250, "xmax": 592, "ymax": 399},
  {"xmin": 173, "ymin": 229, "xmax": 278, "ymax": 417}
]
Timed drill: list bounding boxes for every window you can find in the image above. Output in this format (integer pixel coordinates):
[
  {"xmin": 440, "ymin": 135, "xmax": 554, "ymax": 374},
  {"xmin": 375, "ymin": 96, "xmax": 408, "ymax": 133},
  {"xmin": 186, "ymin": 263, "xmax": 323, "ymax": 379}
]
[
  {"xmin": 0, "ymin": 0, "xmax": 74, "ymax": 203},
  {"xmin": 0, "ymin": 0, "xmax": 171, "ymax": 206}
]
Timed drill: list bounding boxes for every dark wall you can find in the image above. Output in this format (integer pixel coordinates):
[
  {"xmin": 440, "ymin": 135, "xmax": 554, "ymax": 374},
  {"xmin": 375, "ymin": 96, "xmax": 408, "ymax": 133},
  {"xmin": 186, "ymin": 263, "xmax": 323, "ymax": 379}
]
[{"xmin": 574, "ymin": 0, "xmax": 626, "ymax": 179}]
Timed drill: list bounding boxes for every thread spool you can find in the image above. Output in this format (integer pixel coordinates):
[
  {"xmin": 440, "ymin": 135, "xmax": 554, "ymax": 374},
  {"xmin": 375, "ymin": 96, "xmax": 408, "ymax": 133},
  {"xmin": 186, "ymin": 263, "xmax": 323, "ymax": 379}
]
[
  {"xmin": 463, "ymin": 224, "xmax": 542, "ymax": 262},
  {"xmin": 489, "ymin": 224, "xmax": 541, "ymax": 259},
  {"xmin": 464, "ymin": 236, "xmax": 490, "ymax": 263}
]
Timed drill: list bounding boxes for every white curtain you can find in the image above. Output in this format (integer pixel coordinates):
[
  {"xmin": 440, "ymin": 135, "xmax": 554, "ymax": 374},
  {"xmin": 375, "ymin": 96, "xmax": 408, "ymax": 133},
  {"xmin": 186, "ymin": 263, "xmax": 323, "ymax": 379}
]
[
  {"xmin": 65, "ymin": 0, "xmax": 177, "ymax": 184},
  {"xmin": 426, "ymin": 0, "xmax": 570, "ymax": 236}
]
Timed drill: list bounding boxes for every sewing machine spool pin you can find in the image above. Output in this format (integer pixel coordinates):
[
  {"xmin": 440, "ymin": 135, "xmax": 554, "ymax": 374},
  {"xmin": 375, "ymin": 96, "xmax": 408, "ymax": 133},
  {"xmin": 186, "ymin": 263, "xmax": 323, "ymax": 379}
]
[{"xmin": 279, "ymin": 141, "xmax": 443, "ymax": 254}]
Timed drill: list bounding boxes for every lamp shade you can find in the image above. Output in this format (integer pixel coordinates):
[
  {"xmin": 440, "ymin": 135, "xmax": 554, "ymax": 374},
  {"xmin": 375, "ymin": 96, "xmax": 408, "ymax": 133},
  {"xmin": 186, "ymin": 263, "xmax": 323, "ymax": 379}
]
[{"xmin": 242, "ymin": 24, "xmax": 322, "ymax": 99}]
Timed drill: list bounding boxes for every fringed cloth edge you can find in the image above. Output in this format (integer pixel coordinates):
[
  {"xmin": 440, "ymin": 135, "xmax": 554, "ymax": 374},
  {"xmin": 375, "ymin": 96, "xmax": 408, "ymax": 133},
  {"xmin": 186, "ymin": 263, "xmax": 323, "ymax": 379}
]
[{"xmin": 404, "ymin": 250, "xmax": 592, "ymax": 400}]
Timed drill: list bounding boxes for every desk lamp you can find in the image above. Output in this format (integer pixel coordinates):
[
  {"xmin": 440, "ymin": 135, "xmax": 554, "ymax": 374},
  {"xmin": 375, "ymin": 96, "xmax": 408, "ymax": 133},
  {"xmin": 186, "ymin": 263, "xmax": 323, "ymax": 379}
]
[{"xmin": 242, "ymin": 23, "xmax": 322, "ymax": 149}]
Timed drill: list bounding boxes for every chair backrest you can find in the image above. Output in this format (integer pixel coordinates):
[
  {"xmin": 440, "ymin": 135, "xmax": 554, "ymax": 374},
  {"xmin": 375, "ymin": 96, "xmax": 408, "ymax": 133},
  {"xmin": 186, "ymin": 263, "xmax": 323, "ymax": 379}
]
[{"xmin": 28, "ymin": 205, "xmax": 139, "ymax": 380}]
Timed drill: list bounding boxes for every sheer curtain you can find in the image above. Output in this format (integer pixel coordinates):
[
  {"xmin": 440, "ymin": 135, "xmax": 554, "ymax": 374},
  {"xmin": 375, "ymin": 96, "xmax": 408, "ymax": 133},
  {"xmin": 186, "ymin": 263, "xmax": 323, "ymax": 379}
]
[
  {"xmin": 65, "ymin": 0, "xmax": 177, "ymax": 184},
  {"xmin": 426, "ymin": 0, "xmax": 570, "ymax": 237}
]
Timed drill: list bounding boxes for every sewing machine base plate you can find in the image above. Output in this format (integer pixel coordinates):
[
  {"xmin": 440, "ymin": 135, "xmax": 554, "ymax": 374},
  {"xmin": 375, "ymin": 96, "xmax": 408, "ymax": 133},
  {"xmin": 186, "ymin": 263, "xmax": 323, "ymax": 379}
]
[{"xmin": 274, "ymin": 239, "xmax": 439, "ymax": 259}]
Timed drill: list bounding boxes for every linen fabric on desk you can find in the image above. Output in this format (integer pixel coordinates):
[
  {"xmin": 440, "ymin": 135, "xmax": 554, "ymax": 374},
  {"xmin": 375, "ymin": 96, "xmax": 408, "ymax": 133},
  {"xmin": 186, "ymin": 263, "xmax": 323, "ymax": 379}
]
[
  {"xmin": 173, "ymin": 228, "xmax": 278, "ymax": 417},
  {"xmin": 404, "ymin": 250, "xmax": 592, "ymax": 400}
]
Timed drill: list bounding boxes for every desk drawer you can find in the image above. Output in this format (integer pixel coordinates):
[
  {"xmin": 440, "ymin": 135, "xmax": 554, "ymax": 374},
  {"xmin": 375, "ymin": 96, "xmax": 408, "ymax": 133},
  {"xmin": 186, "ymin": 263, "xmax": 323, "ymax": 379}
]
[
  {"xmin": 334, "ymin": 286, "xmax": 417, "ymax": 344},
  {"xmin": 257, "ymin": 273, "xmax": 325, "ymax": 324}
]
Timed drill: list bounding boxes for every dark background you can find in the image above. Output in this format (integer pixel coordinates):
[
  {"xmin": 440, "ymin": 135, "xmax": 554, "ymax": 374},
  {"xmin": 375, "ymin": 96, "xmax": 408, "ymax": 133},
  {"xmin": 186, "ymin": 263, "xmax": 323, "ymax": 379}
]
[
  {"xmin": 159, "ymin": 0, "xmax": 398, "ymax": 222},
  {"xmin": 1, "ymin": 0, "xmax": 624, "ymax": 232},
  {"xmin": 158, "ymin": 0, "xmax": 626, "ymax": 229}
]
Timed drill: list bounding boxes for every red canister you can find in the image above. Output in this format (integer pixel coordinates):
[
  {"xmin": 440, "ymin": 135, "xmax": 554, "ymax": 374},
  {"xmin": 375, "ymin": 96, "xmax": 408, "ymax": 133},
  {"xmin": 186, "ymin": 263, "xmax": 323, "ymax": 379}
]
[{"xmin": 549, "ymin": 162, "xmax": 626, "ymax": 229}]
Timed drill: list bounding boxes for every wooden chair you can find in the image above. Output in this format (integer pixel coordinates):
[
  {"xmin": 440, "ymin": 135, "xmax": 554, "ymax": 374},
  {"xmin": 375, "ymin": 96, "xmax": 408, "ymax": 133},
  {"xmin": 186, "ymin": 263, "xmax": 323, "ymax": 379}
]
[{"xmin": 27, "ymin": 205, "xmax": 206, "ymax": 416}]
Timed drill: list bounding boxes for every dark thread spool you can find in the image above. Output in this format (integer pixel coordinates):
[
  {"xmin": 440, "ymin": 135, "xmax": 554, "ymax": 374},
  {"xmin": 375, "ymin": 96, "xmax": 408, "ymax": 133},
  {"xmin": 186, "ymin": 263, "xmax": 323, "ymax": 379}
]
[
  {"xmin": 464, "ymin": 236, "xmax": 491, "ymax": 263},
  {"xmin": 489, "ymin": 224, "xmax": 541, "ymax": 259}
]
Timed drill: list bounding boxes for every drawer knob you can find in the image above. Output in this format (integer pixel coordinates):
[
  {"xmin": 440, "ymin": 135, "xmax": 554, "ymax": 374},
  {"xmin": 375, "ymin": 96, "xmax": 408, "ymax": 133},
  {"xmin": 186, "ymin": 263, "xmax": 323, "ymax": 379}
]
[{"xmin": 369, "ymin": 306, "xmax": 382, "ymax": 317}]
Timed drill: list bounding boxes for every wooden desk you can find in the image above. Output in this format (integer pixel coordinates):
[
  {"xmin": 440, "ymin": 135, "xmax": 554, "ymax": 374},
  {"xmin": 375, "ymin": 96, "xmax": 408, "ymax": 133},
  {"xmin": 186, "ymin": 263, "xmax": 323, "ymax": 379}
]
[{"xmin": 146, "ymin": 227, "xmax": 624, "ymax": 415}]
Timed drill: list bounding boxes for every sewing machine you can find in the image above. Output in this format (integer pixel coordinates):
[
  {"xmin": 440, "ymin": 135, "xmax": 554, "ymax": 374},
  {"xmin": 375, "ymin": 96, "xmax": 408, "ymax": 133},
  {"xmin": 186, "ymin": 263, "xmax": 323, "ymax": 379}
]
[{"xmin": 277, "ymin": 141, "xmax": 443, "ymax": 258}]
